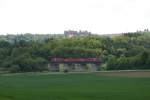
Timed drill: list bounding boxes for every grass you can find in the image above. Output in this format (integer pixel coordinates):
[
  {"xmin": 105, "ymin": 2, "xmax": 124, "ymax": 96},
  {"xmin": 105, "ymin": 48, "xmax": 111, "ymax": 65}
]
[{"xmin": 0, "ymin": 72, "xmax": 150, "ymax": 100}]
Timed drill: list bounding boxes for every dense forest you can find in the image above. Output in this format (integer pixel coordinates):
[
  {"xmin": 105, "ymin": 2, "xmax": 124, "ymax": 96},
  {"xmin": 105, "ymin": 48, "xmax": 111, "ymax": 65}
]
[{"xmin": 0, "ymin": 31, "xmax": 150, "ymax": 73}]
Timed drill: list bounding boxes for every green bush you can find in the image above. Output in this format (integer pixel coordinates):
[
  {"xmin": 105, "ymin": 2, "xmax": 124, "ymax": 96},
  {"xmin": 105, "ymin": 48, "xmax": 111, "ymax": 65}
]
[{"xmin": 9, "ymin": 65, "xmax": 20, "ymax": 73}]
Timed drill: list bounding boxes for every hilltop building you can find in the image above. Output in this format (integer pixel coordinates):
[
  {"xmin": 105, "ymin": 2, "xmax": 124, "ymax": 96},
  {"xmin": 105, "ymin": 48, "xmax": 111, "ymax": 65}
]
[{"xmin": 64, "ymin": 30, "xmax": 91, "ymax": 38}]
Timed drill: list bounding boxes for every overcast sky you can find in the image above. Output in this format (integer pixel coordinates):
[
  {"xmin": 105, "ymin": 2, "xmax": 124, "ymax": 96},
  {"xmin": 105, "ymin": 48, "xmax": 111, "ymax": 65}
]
[{"xmin": 0, "ymin": 0, "xmax": 150, "ymax": 34}]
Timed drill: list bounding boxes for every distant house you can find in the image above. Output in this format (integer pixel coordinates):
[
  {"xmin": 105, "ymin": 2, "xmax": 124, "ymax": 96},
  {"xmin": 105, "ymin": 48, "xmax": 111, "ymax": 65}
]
[
  {"xmin": 64, "ymin": 30, "xmax": 78, "ymax": 38},
  {"xmin": 64, "ymin": 30, "xmax": 91, "ymax": 38},
  {"xmin": 49, "ymin": 58, "xmax": 101, "ymax": 72},
  {"xmin": 78, "ymin": 30, "xmax": 91, "ymax": 36}
]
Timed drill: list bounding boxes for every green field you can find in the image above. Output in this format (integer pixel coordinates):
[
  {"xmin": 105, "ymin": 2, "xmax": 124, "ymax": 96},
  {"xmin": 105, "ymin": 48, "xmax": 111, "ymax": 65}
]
[{"xmin": 0, "ymin": 72, "xmax": 150, "ymax": 100}]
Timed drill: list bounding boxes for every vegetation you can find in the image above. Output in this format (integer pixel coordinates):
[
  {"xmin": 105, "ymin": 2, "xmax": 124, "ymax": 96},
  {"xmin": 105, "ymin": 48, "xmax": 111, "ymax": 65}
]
[
  {"xmin": 0, "ymin": 73, "xmax": 150, "ymax": 100},
  {"xmin": 0, "ymin": 32, "xmax": 150, "ymax": 72}
]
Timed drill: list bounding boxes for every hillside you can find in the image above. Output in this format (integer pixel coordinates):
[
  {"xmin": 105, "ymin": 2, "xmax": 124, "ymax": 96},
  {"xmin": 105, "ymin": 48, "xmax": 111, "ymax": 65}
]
[{"xmin": 0, "ymin": 31, "xmax": 150, "ymax": 72}]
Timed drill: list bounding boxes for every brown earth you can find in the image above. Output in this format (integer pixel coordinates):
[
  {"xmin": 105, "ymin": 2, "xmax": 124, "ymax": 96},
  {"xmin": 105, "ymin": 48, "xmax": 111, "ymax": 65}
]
[{"xmin": 96, "ymin": 70, "xmax": 150, "ymax": 78}]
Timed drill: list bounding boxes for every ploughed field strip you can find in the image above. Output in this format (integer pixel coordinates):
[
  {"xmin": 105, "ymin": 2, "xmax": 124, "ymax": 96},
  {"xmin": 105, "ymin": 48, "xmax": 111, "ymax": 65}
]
[
  {"xmin": 0, "ymin": 72, "xmax": 150, "ymax": 100},
  {"xmin": 96, "ymin": 70, "xmax": 150, "ymax": 77}
]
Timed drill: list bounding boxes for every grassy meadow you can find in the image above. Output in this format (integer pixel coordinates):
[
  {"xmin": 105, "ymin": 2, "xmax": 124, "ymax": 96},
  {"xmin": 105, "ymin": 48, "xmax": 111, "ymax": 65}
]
[{"xmin": 0, "ymin": 72, "xmax": 150, "ymax": 100}]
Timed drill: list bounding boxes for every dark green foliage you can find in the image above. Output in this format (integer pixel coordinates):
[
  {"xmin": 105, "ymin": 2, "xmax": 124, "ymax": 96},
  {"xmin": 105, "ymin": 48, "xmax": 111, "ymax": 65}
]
[
  {"xmin": 9, "ymin": 65, "xmax": 20, "ymax": 73},
  {"xmin": 63, "ymin": 69, "xmax": 69, "ymax": 73},
  {"xmin": 141, "ymin": 51, "xmax": 149, "ymax": 64}
]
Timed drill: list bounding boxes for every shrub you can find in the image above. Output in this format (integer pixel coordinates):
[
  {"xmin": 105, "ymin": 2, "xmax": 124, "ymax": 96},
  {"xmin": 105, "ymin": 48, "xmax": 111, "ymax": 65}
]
[
  {"xmin": 64, "ymin": 69, "xmax": 68, "ymax": 73},
  {"xmin": 9, "ymin": 65, "xmax": 20, "ymax": 73}
]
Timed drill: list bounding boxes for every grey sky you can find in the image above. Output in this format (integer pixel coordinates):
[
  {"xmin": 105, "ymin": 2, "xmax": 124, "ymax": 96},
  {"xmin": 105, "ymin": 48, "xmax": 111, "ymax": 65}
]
[{"xmin": 0, "ymin": 0, "xmax": 150, "ymax": 34}]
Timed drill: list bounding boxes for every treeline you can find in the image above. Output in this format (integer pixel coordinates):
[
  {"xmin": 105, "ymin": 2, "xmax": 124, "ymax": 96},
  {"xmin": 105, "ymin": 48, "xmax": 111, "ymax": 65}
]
[
  {"xmin": 0, "ymin": 32, "xmax": 150, "ymax": 72},
  {"xmin": 107, "ymin": 32, "xmax": 150, "ymax": 70},
  {"xmin": 0, "ymin": 33, "xmax": 64, "ymax": 43}
]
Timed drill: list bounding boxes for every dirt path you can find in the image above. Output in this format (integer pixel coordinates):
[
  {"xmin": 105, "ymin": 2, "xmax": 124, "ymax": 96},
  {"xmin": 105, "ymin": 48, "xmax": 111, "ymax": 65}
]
[{"xmin": 96, "ymin": 70, "xmax": 150, "ymax": 78}]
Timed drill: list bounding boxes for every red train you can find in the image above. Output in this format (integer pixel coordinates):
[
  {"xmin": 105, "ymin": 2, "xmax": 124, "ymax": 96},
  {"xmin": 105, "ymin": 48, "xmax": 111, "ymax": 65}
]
[{"xmin": 51, "ymin": 58, "xmax": 101, "ymax": 63}]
